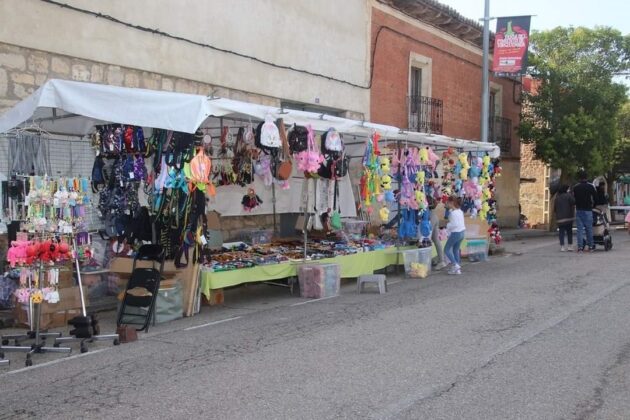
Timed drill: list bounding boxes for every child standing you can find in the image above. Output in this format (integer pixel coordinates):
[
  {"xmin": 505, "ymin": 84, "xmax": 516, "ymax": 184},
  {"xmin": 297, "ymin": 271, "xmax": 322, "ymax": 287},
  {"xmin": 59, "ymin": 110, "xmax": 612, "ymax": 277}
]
[{"xmin": 443, "ymin": 196, "xmax": 466, "ymax": 275}]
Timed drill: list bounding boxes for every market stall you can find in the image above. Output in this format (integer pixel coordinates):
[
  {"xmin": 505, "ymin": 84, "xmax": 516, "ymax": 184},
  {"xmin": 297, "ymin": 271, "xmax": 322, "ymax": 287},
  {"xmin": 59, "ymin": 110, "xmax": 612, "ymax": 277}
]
[{"xmin": 1, "ymin": 79, "xmax": 501, "ymax": 323}]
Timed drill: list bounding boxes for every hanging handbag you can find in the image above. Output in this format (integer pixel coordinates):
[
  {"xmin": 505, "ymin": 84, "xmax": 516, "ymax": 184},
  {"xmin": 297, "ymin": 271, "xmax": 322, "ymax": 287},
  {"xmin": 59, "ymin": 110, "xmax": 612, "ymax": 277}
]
[
  {"xmin": 335, "ymin": 154, "xmax": 350, "ymax": 178},
  {"xmin": 313, "ymin": 179, "xmax": 323, "ymax": 231},
  {"xmin": 296, "ymin": 125, "xmax": 324, "ymax": 174},
  {"xmin": 276, "ymin": 118, "xmax": 293, "ymax": 181},
  {"xmin": 330, "ymin": 179, "xmax": 342, "ymax": 230},
  {"xmin": 288, "ymin": 124, "xmax": 309, "ymax": 154}
]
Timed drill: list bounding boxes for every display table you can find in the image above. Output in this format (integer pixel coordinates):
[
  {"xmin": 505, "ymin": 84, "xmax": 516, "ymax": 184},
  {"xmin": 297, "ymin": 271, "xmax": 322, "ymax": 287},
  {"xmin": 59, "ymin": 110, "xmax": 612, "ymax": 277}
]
[
  {"xmin": 200, "ymin": 247, "xmax": 412, "ymax": 299},
  {"xmin": 199, "ymin": 238, "xmax": 485, "ymax": 299}
]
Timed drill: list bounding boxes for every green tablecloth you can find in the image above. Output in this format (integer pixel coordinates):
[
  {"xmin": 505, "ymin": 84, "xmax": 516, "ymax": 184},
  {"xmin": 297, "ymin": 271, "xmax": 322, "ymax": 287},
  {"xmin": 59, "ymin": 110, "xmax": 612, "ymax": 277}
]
[
  {"xmin": 199, "ymin": 240, "xmax": 482, "ymax": 299},
  {"xmin": 200, "ymin": 247, "xmax": 411, "ymax": 298}
]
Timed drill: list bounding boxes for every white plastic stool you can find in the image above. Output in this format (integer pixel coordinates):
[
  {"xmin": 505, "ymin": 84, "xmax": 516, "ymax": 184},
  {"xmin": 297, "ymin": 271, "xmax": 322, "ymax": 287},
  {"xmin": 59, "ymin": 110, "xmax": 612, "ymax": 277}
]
[{"xmin": 357, "ymin": 274, "xmax": 388, "ymax": 294}]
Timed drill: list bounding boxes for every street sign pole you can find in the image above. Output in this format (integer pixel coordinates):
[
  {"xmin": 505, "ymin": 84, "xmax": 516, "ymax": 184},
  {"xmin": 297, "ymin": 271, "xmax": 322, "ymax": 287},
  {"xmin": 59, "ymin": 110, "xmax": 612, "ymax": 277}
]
[{"xmin": 481, "ymin": 0, "xmax": 490, "ymax": 143}]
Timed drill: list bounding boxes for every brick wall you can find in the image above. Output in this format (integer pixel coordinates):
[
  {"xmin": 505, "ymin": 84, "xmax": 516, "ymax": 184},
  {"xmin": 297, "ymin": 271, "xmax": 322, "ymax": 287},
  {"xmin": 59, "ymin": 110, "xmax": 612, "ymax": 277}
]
[
  {"xmin": 370, "ymin": 8, "xmax": 521, "ymax": 156},
  {"xmin": 370, "ymin": 7, "xmax": 522, "ymax": 227}
]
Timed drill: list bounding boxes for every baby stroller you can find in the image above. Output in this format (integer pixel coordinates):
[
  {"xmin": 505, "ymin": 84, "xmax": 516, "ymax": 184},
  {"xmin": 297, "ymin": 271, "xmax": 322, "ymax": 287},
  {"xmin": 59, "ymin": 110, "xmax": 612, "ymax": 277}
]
[{"xmin": 589, "ymin": 208, "xmax": 613, "ymax": 251}]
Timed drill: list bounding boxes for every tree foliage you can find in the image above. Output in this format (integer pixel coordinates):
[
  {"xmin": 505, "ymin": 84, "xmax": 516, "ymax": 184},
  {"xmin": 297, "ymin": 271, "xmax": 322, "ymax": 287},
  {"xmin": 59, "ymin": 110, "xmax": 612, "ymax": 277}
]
[
  {"xmin": 611, "ymin": 102, "xmax": 630, "ymax": 176},
  {"xmin": 519, "ymin": 26, "xmax": 630, "ymax": 179}
]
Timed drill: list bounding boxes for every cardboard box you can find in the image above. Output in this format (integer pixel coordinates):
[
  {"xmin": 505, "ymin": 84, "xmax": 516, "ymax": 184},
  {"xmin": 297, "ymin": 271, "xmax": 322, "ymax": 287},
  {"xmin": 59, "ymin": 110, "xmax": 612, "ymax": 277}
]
[
  {"xmin": 109, "ymin": 257, "xmax": 178, "ymax": 278},
  {"xmin": 13, "ymin": 287, "xmax": 87, "ymax": 329},
  {"xmin": 202, "ymin": 288, "xmax": 224, "ymax": 306},
  {"xmin": 206, "ymin": 211, "xmax": 221, "ymax": 229},
  {"xmin": 58, "ymin": 263, "xmax": 74, "ymax": 288},
  {"xmin": 464, "ymin": 216, "xmax": 490, "ymax": 239}
]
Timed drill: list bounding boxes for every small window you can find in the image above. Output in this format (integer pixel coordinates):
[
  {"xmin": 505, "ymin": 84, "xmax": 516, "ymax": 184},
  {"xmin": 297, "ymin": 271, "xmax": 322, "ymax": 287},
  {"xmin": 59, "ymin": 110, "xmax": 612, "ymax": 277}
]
[
  {"xmin": 410, "ymin": 67, "xmax": 423, "ymax": 99},
  {"xmin": 280, "ymin": 102, "xmax": 341, "ymax": 117},
  {"xmin": 490, "ymin": 91, "xmax": 497, "ymax": 117},
  {"xmin": 410, "ymin": 67, "xmax": 423, "ymax": 114}
]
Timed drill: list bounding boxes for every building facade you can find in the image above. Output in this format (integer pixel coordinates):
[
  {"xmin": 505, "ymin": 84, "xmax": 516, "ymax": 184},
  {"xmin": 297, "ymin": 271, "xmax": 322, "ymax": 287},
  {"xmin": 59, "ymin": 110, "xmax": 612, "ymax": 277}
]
[
  {"xmin": 1, "ymin": 0, "xmax": 523, "ymax": 227},
  {"xmin": 0, "ymin": 0, "xmax": 371, "ymax": 118},
  {"xmin": 0, "ymin": 0, "xmax": 373, "ymax": 236},
  {"xmin": 369, "ymin": 0, "xmax": 522, "ymax": 227}
]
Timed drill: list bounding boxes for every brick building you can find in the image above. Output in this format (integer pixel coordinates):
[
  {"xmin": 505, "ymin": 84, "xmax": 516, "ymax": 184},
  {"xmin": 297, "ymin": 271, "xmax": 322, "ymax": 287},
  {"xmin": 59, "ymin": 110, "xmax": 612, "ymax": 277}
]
[{"xmin": 370, "ymin": 0, "xmax": 523, "ymax": 227}]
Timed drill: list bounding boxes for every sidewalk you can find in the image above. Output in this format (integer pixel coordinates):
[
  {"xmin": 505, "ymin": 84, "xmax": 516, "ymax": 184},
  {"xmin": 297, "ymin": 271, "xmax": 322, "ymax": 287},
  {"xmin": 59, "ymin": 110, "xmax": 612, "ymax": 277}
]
[{"xmin": 501, "ymin": 228, "xmax": 555, "ymax": 242}]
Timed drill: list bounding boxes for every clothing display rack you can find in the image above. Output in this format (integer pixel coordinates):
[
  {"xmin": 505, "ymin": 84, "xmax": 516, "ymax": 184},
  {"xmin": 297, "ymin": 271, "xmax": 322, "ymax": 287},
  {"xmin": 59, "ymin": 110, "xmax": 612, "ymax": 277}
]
[{"xmin": 0, "ymin": 261, "xmax": 72, "ymax": 367}]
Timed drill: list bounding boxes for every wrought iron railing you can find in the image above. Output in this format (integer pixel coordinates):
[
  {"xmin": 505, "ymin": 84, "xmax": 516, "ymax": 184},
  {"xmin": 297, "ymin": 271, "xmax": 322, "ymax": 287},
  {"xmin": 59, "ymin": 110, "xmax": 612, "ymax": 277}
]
[
  {"xmin": 489, "ymin": 116, "xmax": 512, "ymax": 154},
  {"xmin": 407, "ymin": 95, "xmax": 443, "ymax": 134}
]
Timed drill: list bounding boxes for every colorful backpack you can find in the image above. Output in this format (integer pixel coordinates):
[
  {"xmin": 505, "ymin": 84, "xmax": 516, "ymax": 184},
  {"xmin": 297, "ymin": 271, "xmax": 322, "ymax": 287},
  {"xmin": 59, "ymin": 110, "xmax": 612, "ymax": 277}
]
[
  {"xmin": 255, "ymin": 115, "xmax": 281, "ymax": 150},
  {"xmin": 321, "ymin": 128, "xmax": 343, "ymax": 156},
  {"xmin": 288, "ymin": 124, "xmax": 309, "ymax": 153},
  {"xmin": 296, "ymin": 125, "xmax": 324, "ymax": 174}
]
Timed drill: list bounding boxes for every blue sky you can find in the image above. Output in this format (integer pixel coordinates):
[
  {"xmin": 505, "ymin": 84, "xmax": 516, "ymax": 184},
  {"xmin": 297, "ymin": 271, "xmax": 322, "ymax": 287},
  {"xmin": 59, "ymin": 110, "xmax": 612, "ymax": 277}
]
[{"xmin": 438, "ymin": 0, "xmax": 630, "ymax": 33}]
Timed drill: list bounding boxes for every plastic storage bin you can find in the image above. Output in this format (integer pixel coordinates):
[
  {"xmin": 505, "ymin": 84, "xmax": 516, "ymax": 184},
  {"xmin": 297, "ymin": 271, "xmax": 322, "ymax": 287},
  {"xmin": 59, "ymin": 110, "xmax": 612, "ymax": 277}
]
[
  {"xmin": 402, "ymin": 247, "xmax": 432, "ymax": 277},
  {"xmin": 342, "ymin": 220, "xmax": 368, "ymax": 236},
  {"xmin": 297, "ymin": 263, "xmax": 341, "ymax": 299},
  {"xmin": 239, "ymin": 229, "xmax": 273, "ymax": 245},
  {"xmin": 119, "ymin": 280, "xmax": 183, "ymax": 324},
  {"xmin": 466, "ymin": 238, "xmax": 489, "ymax": 262}
]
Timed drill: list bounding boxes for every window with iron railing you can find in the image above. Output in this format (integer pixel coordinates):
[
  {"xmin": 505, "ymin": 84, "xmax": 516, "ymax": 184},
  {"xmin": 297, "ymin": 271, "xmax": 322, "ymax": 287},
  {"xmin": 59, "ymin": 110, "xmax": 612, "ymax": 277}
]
[
  {"xmin": 489, "ymin": 116, "xmax": 512, "ymax": 154},
  {"xmin": 407, "ymin": 95, "xmax": 443, "ymax": 134}
]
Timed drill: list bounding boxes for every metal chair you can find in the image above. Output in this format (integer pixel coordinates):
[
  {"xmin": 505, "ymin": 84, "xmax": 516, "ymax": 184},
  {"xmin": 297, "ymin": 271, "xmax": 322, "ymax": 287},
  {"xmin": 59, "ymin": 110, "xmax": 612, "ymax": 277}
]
[{"xmin": 116, "ymin": 245, "xmax": 165, "ymax": 333}]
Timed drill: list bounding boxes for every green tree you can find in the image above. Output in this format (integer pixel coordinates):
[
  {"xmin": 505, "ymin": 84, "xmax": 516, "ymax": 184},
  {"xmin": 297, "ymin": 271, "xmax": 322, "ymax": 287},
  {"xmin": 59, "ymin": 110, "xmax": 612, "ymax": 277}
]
[
  {"xmin": 610, "ymin": 102, "xmax": 630, "ymax": 179},
  {"xmin": 608, "ymin": 102, "xmax": 630, "ymax": 187},
  {"xmin": 519, "ymin": 26, "xmax": 630, "ymax": 182}
]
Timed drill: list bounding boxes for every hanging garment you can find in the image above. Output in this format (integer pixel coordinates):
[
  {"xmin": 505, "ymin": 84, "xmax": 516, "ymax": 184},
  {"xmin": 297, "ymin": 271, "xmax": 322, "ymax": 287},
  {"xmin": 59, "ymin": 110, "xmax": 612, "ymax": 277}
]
[{"xmin": 8, "ymin": 133, "xmax": 51, "ymax": 175}]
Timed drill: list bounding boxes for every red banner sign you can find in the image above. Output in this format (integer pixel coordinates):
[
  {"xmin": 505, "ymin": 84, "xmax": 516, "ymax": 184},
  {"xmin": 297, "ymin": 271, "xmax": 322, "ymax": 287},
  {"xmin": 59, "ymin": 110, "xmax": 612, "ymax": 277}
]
[{"xmin": 492, "ymin": 16, "xmax": 531, "ymax": 76}]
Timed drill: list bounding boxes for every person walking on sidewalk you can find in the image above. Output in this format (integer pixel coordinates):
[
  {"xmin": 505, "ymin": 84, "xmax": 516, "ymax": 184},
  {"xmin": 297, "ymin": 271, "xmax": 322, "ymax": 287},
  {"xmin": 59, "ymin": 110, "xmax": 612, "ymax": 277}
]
[
  {"xmin": 443, "ymin": 196, "xmax": 466, "ymax": 275},
  {"xmin": 554, "ymin": 185, "xmax": 575, "ymax": 252},
  {"xmin": 573, "ymin": 171, "xmax": 597, "ymax": 252},
  {"xmin": 428, "ymin": 197, "xmax": 447, "ymax": 270}
]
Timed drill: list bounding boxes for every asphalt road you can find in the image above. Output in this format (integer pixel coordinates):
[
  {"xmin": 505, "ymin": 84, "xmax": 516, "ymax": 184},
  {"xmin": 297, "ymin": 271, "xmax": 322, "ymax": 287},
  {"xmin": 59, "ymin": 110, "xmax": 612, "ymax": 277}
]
[{"xmin": 1, "ymin": 232, "xmax": 629, "ymax": 420}]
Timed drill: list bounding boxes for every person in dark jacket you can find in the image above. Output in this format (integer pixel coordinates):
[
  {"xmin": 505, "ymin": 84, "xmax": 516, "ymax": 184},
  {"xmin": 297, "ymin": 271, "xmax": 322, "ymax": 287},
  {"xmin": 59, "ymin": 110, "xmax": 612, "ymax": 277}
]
[
  {"xmin": 573, "ymin": 171, "xmax": 597, "ymax": 252},
  {"xmin": 595, "ymin": 182, "xmax": 609, "ymax": 206},
  {"xmin": 554, "ymin": 185, "xmax": 575, "ymax": 251}
]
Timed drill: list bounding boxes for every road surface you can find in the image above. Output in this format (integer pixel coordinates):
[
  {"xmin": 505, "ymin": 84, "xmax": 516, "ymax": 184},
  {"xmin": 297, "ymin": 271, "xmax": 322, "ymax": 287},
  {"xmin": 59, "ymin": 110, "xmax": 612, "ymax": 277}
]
[{"xmin": 1, "ymin": 233, "xmax": 629, "ymax": 419}]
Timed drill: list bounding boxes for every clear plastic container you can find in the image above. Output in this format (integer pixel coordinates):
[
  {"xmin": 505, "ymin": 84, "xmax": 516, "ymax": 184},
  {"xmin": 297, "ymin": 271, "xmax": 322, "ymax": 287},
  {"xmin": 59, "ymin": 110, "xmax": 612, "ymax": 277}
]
[
  {"xmin": 239, "ymin": 229, "xmax": 273, "ymax": 245},
  {"xmin": 402, "ymin": 247, "xmax": 432, "ymax": 277},
  {"xmin": 297, "ymin": 263, "xmax": 341, "ymax": 298},
  {"xmin": 342, "ymin": 220, "xmax": 368, "ymax": 236},
  {"xmin": 467, "ymin": 238, "xmax": 489, "ymax": 262}
]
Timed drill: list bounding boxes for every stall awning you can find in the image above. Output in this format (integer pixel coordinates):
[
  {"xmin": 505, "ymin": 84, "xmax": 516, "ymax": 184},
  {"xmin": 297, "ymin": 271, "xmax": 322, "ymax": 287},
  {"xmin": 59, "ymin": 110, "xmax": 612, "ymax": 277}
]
[
  {"xmin": 0, "ymin": 79, "xmax": 500, "ymax": 156},
  {"xmin": 0, "ymin": 79, "xmax": 212, "ymax": 135}
]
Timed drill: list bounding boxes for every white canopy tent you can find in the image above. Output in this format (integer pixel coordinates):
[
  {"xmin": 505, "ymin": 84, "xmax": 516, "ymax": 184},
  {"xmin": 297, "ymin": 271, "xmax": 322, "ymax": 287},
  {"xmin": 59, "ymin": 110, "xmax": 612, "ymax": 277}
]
[
  {"xmin": 0, "ymin": 79, "xmax": 500, "ymax": 218},
  {"xmin": 0, "ymin": 79, "xmax": 500, "ymax": 156}
]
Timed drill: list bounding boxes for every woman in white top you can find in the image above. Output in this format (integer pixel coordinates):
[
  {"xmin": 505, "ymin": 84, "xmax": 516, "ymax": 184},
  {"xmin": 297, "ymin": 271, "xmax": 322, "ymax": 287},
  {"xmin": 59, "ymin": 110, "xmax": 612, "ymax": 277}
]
[{"xmin": 443, "ymin": 196, "xmax": 466, "ymax": 275}]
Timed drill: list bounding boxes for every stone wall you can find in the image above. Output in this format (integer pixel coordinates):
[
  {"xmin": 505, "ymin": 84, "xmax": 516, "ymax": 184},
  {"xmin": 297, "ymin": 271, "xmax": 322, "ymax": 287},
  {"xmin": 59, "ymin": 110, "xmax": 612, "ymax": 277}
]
[
  {"xmin": 495, "ymin": 160, "xmax": 520, "ymax": 228},
  {"xmin": 0, "ymin": 42, "xmax": 285, "ymax": 239},
  {"xmin": 1, "ymin": 0, "xmax": 370, "ymax": 117},
  {"xmin": 219, "ymin": 215, "xmax": 277, "ymax": 242},
  {"xmin": 519, "ymin": 143, "xmax": 547, "ymax": 227},
  {"xmin": 0, "ymin": 42, "xmax": 281, "ymax": 116}
]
